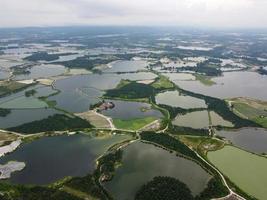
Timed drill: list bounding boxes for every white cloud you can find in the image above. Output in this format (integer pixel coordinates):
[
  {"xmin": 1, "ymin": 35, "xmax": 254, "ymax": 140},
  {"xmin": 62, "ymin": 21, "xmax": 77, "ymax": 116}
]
[{"xmin": 0, "ymin": 0, "xmax": 267, "ymax": 28}]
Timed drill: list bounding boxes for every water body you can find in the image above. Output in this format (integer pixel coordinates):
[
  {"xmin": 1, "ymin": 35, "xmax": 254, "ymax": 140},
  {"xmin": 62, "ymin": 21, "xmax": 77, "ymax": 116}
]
[
  {"xmin": 172, "ymin": 110, "xmax": 210, "ymax": 129},
  {"xmin": 208, "ymin": 146, "xmax": 267, "ymax": 200},
  {"xmin": 173, "ymin": 72, "xmax": 267, "ymax": 101},
  {"xmin": 50, "ymin": 72, "xmax": 157, "ymax": 113},
  {"xmin": 155, "ymin": 90, "xmax": 207, "ymax": 109},
  {"xmin": 0, "ymin": 58, "xmax": 24, "ymax": 69},
  {"xmin": 34, "ymin": 86, "xmax": 57, "ymax": 98},
  {"xmin": 0, "ymin": 85, "xmax": 45, "ymax": 104},
  {"xmin": 102, "ymin": 100, "xmax": 163, "ymax": 120},
  {"xmin": 0, "ymin": 70, "xmax": 9, "ymax": 80},
  {"xmin": 104, "ymin": 141, "xmax": 211, "ymax": 200},
  {"xmin": 163, "ymin": 73, "xmax": 195, "ymax": 81},
  {"xmin": 210, "ymin": 111, "xmax": 234, "ymax": 127},
  {"xmin": 14, "ymin": 64, "xmax": 66, "ymax": 80},
  {"xmin": 104, "ymin": 60, "xmax": 148, "ymax": 73},
  {"xmin": 0, "ymin": 108, "xmax": 60, "ymax": 129},
  {"xmin": 215, "ymin": 128, "xmax": 267, "ymax": 154},
  {"xmin": 0, "ymin": 133, "xmax": 132, "ymax": 185},
  {"xmin": 0, "ymin": 96, "xmax": 47, "ymax": 109}
]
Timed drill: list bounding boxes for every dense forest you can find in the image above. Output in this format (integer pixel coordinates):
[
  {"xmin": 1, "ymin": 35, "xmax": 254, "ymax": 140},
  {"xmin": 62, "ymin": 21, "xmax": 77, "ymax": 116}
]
[
  {"xmin": 178, "ymin": 88, "xmax": 260, "ymax": 128},
  {"xmin": 8, "ymin": 114, "xmax": 92, "ymax": 134},
  {"xmin": 135, "ymin": 176, "xmax": 194, "ymax": 200},
  {"xmin": 140, "ymin": 132, "xmax": 198, "ymax": 160},
  {"xmin": 157, "ymin": 104, "xmax": 206, "ymax": 119},
  {"xmin": 104, "ymin": 82, "xmax": 155, "ymax": 99},
  {"xmin": 169, "ymin": 125, "xmax": 209, "ymax": 136},
  {"xmin": 0, "ymin": 108, "xmax": 11, "ymax": 117},
  {"xmin": 0, "ymin": 174, "xmax": 107, "ymax": 200},
  {"xmin": 54, "ymin": 56, "xmax": 116, "ymax": 70},
  {"xmin": 24, "ymin": 52, "xmax": 77, "ymax": 62},
  {"xmin": 96, "ymin": 149, "xmax": 123, "ymax": 182},
  {"xmin": 195, "ymin": 178, "xmax": 229, "ymax": 200},
  {"xmin": 25, "ymin": 89, "xmax": 37, "ymax": 97},
  {"xmin": 0, "ymin": 183, "xmax": 81, "ymax": 200}
]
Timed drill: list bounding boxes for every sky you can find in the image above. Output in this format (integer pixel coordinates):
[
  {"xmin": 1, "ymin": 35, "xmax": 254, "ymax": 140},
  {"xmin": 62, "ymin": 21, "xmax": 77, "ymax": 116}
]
[{"xmin": 0, "ymin": 0, "xmax": 267, "ymax": 28}]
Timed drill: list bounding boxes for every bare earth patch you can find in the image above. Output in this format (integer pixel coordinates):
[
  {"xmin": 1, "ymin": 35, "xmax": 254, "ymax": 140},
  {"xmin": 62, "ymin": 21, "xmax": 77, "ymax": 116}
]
[
  {"xmin": 0, "ymin": 131, "xmax": 18, "ymax": 146},
  {"xmin": 37, "ymin": 78, "xmax": 54, "ymax": 86},
  {"xmin": 139, "ymin": 119, "xmax": 161, "ymax": 131},
  {"xmin": 0, "ymin": 161, "xmax": 26, "ymax": 179},
  {"xmin": 75, "ymin": 111, "xmax": 112, "ymax": 129},
  {"xmin": 137, "ymin": 79, "xmax": 155, "ymax": 85},
  {"xmin": 0, "ymin": 140, "xmax": 21, "ymax": 157},
  {"xmin": 17, "ymin": 79, "xmax": 36, "ymax": 84}
]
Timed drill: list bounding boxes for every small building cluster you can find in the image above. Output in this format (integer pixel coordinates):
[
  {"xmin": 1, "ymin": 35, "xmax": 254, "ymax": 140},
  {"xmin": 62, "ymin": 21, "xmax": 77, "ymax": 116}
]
[{"xmin": 98, "ymin": 101, "xmax": 115, "ymax": 111}]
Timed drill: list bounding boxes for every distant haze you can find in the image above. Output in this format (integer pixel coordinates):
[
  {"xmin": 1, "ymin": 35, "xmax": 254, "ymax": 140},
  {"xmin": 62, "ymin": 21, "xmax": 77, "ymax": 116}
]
[{"xmin": 0, "ymin": 0, "xmax": 267, "ymax": 28}]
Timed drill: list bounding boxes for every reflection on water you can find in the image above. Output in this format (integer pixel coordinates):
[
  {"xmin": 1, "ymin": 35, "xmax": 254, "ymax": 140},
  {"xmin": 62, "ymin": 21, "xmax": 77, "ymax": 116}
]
[
  {"xmin": 155, "ymin": 90, "xmax": 206, "ymax": 109},
  {"xmin": 174, "ymin": 72, "xmax": 267, "ymax": 101},
  {"xmin": 0, "ymin": 108, "xmax": 60, "ymax": 129},
  {"xmin": 216, "ymin": 128, "xmax": 267, "ymax": 154},
  {"xmin": 104, "ymin": 141, "xmax": 211, "ymax": 200},
  {"xmin": 0, "ymin": 133, "xmax": 132, "ymax": 185},
  {"xmin": 102, "ymin": 99, "xmax": 163, "ymax": 120}
]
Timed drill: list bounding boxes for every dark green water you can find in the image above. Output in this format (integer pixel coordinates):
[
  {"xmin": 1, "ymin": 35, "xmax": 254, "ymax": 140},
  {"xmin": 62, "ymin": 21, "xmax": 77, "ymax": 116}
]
[
  {"xmin": 0, "ymin": 133, "xmax": 132, "ymax": 185},
  {"xmin": 104, "ymin": 141, "xmax": 211, "ymax": 200}
]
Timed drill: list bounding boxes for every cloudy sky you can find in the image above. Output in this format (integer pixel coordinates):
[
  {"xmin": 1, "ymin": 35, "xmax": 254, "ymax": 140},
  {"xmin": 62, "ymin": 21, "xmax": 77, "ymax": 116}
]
[{"xmin": 0, "ymin": 0, "xmax": 267, "ymax": 28}]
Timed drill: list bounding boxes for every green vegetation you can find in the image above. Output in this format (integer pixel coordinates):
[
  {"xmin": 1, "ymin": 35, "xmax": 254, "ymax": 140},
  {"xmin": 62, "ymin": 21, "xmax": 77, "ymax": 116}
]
[
  {"xmin": 140, "ymin": 132, "xmax": 198, "ymax": 160},
  {"xmin": 135, "ymin": 176, "xmax": 194, "ymax": 200},
  {"xmin": 0, "ymin": 183, "xmax": 81, "ymax": 200},
  {"xmin": 116, "ymin": 79, "xmax": 131, "ymax": 88},
  {"xmin": 151, "ymin": 75, "xmax": 174, "ymax": 90},
  {"xmin": 208, "ymin": 145, "xmax": 267, "ymax": 200},
  {"xmin": 179, "ymin": 136, "xmax": 224, "ymax": 156},
  {"xmin": 0, "ymin": 174, "xmax": 107, "ymax": 200},
  {"xmin": 254, "ymin": 117, "xmax": 267, "ymax": 128},
  {"xmin": 195, "ymin": 177, "xmax": 229, "ymax": 200},
  {"xmin": 229, "ymin": 98, "xmax": 267, "ymax": 128},
  {"xmin": 10, "ymin": 64, "xmax": 32, "ymax": 76},
  {"xmin": 113, "ymin": 117, "xmax": 156, "ymax": 131},
  {"xmin": 0, "ymin": 96, "xmax": 48, "ymax": 109},
  {"xmin": 156, "ymin": 104, "xmax": 205, "ymax": 119},
  {"xmin": 0, "ymin": 81, "xmax": 30, "ymax": 97},
  {"xmin": 196, "ymin": 61, "xmax": 222, "ymax": 76},
  {"xmin": 0, "ymin": 108, "xmax": 11, "ymax": 117},
  {"xmin": 24, "ymin": 52, "xmax": 76, "ymax": 62},
  {"xmin": 140, "ymin": 132, "xmax": 228, "ymax": 199},
  {"xmin": 177, "ymin": 64, "xmax": 221, "ymax": 76},
  {"xmin": 104, "ymin": 81, "xmax": 155, "ymax": 100},
  {"xmin": 169, "ymin": 125, "xmax": 209, "ymax": 136},
  {"xmin": 63, "ymin": 174, "xmax": 108, "ymax": 199},
  {"xmin": 8, "ymin": 114, "xmax": 92, "ymax": 134},
  {"xmin": 25, "ymin": 89, "xmax": 37, "ymax": 97},
  {"xmin": 178, "ymin": 88, "xmax": 260, "ymax": 128},
  {"xmin": 194, "ymin": 74, "xmax": 215, "ymax": 86},
  {"xmin": 97, "ymin": 149, "xmax": 123, "ymax": 182},
  {"xmin": 135, "ymin": 176, "xmax": 228, "ymax": 200},
  {"xmin": 54, "ymin": 56, "xmax": 116, "ymax": 70}
]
